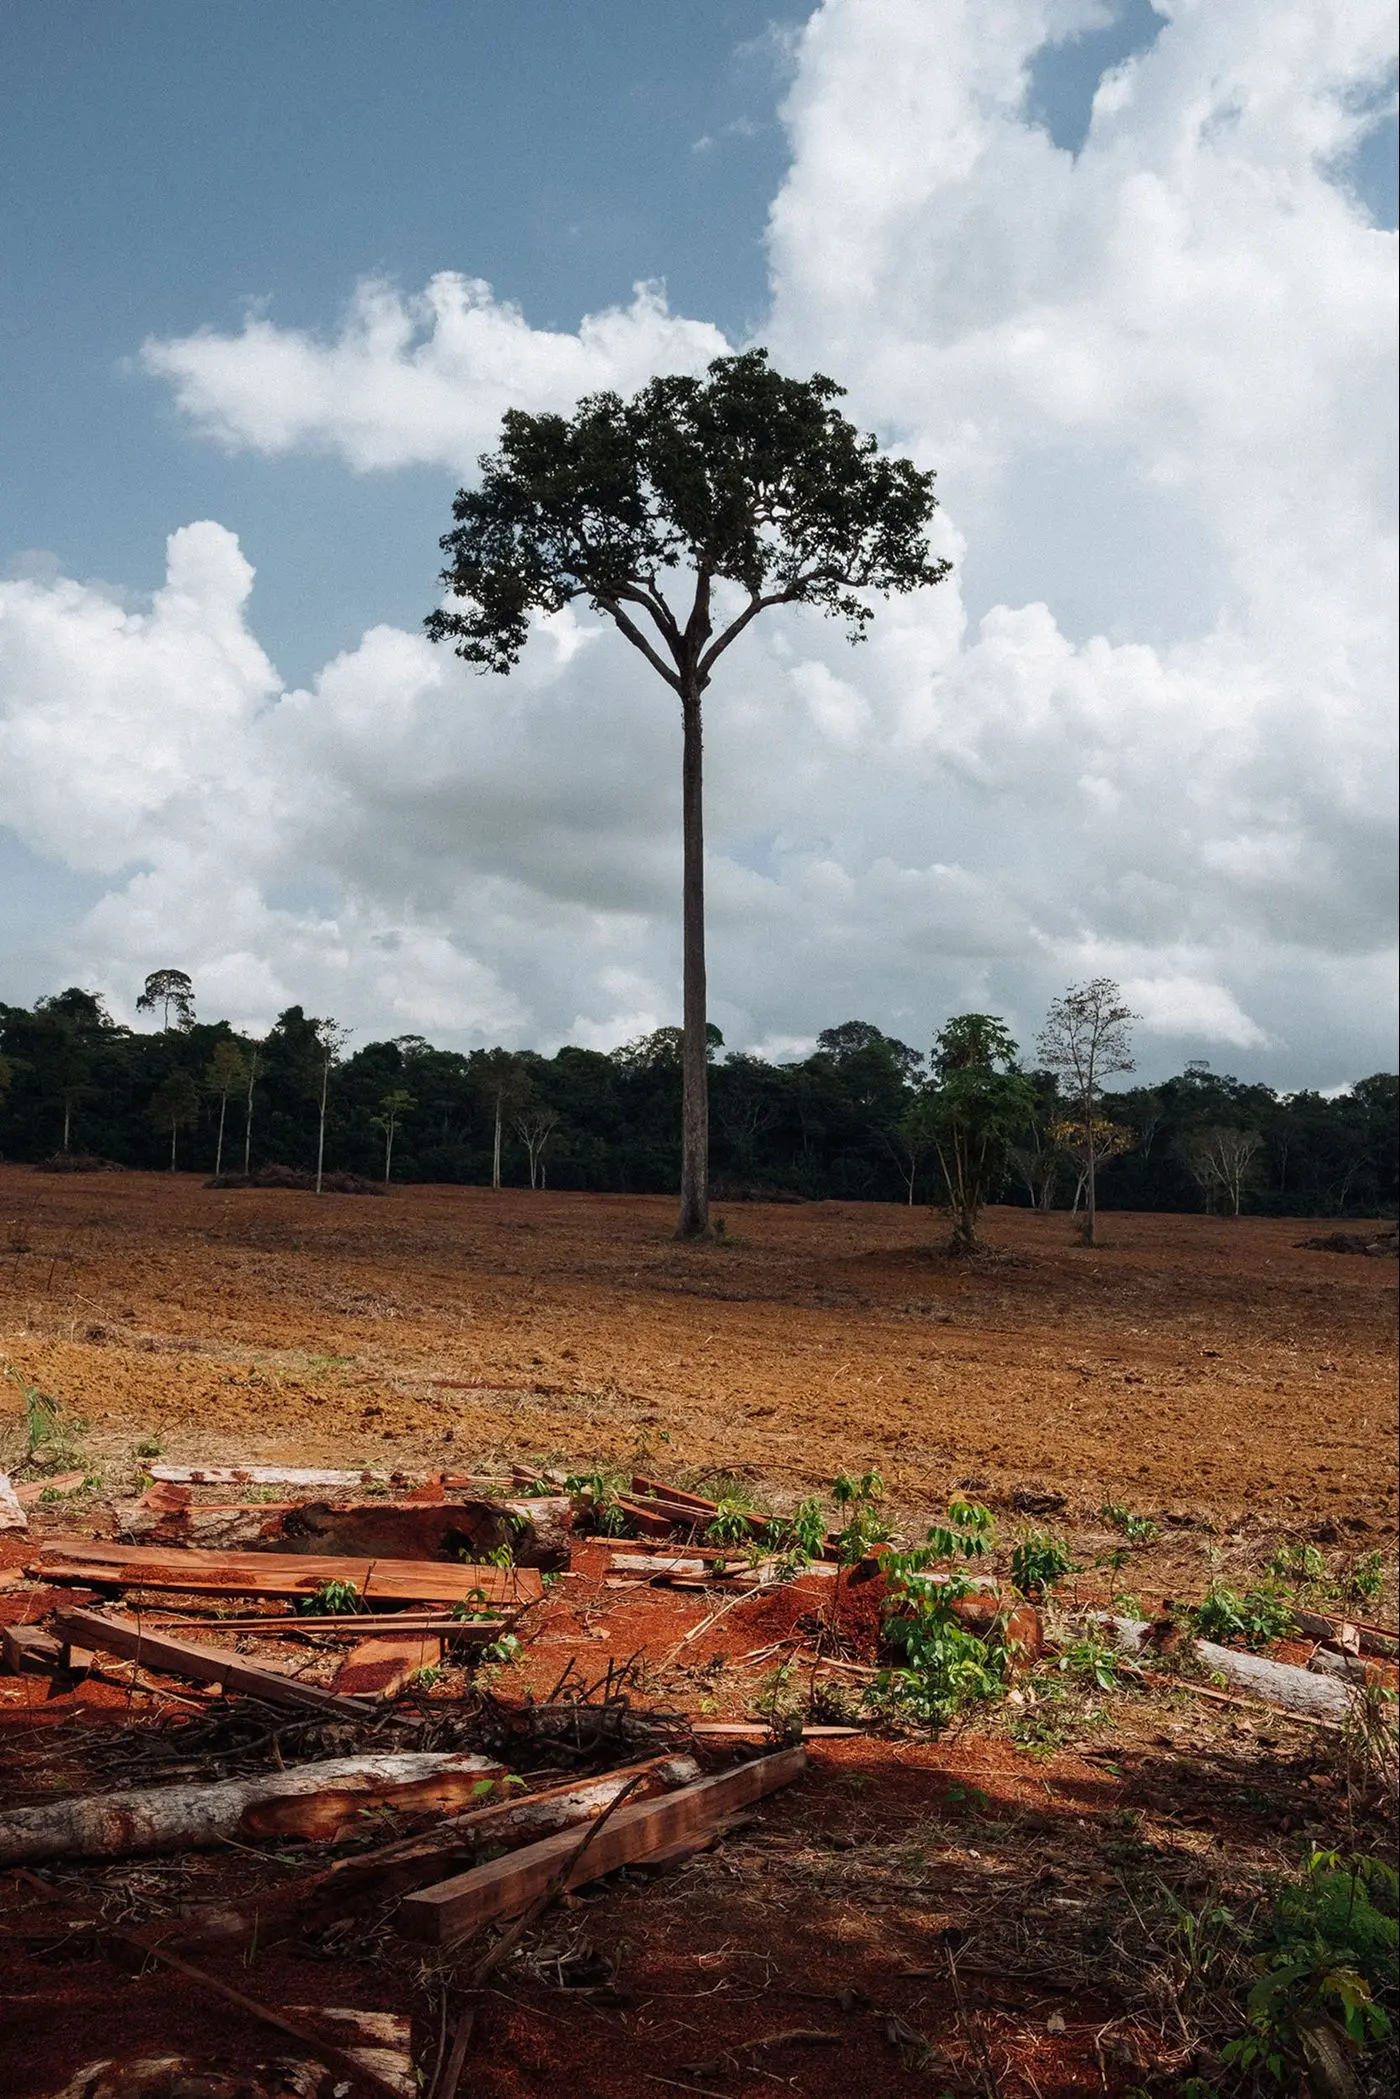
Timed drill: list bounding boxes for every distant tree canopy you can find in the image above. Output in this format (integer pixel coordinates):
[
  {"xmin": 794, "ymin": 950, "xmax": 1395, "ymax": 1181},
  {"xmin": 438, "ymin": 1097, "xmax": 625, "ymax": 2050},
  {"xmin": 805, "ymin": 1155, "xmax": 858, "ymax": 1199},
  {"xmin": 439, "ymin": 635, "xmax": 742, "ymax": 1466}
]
[{"xmin": 1, "ymin": 987, "xmax": 1394, "ymax": 1221}]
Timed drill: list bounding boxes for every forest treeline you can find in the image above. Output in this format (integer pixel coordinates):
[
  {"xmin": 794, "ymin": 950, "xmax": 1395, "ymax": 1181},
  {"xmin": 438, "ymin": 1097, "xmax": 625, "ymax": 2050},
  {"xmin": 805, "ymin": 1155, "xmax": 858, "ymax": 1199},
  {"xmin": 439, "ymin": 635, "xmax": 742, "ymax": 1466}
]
[{"xmin": 0, "ymin": 984, "xmax": 1395, "ymax": 1218}]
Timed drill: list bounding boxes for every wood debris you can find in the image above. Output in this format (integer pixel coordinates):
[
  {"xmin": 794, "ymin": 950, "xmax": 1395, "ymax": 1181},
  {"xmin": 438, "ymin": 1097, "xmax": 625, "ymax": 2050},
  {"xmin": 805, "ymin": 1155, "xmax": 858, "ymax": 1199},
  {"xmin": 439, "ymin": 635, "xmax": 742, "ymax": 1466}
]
[{"xmin": 0, "ymin": 1751, "xmax": 503, "ymax": 1864}]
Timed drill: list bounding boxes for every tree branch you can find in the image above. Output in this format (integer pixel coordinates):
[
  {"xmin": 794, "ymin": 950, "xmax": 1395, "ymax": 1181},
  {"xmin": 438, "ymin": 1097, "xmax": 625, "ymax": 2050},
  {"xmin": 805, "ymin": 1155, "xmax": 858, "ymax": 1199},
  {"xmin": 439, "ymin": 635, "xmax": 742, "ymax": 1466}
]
[
  {"xmin": 697, "ymin": 589, "xmax": 800, "ymax": 682},
  {"xmin": 598, "ymin": 598, "xmax": 683, "ymax": 692}
]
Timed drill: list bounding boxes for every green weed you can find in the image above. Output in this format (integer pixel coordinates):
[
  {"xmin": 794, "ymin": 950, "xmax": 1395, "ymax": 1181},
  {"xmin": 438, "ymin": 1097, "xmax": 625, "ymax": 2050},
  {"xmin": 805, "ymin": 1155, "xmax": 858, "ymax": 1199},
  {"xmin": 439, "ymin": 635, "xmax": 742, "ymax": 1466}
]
[
  {"xmin": 1101, "ymin": 1501, "xmax": 1161, "ymax": 1547},
  {"xmin": 1192, "ymin": 1580, "xmax": 1296, "ymax": 1650},
  {"xmin": 1010, "ymin": 1531, "xmax": 1074, "ymax": 1598},
  {"xmin": 299, "ymin": 1579, "xmax": 363, "ymax": 1616},
  {"xmin": 1222, "ymin": 1851, "xmax": 1397, "ymax": 2084}
]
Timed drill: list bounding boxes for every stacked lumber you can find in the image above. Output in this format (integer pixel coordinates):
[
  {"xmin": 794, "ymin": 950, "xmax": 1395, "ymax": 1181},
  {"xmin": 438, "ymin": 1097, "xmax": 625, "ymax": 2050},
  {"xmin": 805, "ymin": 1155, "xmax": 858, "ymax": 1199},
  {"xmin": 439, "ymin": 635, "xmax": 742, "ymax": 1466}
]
[{"xmin": 29, "ymin": 1536, "xmax": 542, "ymax": 1607}]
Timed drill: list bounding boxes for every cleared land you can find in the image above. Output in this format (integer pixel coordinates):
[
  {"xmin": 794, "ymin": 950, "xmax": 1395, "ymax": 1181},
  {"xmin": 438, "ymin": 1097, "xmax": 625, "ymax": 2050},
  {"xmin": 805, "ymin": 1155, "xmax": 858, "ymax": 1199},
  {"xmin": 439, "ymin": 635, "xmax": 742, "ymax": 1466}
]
[
  {"xmin": 2, "ymin": 1169, "xmax": 1396, "ymax": 2098},
  {"xmin": 1, "ymin": 1168, "xmax": 1393, "ymax": 1531}
]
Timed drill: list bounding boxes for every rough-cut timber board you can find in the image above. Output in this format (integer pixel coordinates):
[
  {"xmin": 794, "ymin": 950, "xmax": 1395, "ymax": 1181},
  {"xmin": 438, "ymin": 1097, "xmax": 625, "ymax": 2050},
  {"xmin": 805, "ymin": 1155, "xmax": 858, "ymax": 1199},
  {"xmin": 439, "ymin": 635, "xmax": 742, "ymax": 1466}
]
[
  {"xmin": 32, "ymin": 1537, "xmax": 541, "ymax": 1607},
  {"xmin": 613, "ymin": 1498, "xmax": 678, "ymax": 1538},
  {"xmin": 333, "ymin": 1633, "xmax": 442, "ymax": 1700},
  {"xmin": 630, "ymin": 1476, "xmax": 718, "ymax": 1512},
  {"xmin": 15, "ymin": 1472, "xmax": 86, "ymax": 1505},
  {"xmin": 398, "ymin": 1747, "xmax": 807, "ymax": 1946},
  {"xmin": 150, "ymin": 1465, "xmax": 391, "ymax": 1487},
  {"xmin": 608, "ymin": 1554, "xmax": 706, "ymax": 1579},
  {"xmin": 2, "ymin": 1623, "xmax": 62, "ymax": 1673},
  {"xmin": 53, "ymin": 1609, "xmax": 376, "ymax": 1717}
]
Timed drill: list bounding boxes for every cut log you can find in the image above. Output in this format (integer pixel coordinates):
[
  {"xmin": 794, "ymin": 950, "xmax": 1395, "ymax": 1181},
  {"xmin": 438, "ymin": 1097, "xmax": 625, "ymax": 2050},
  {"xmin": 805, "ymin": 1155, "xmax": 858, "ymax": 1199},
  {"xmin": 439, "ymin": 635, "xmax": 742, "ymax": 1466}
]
[
  {"xmin": 334, "ymin": 1633, "xmax": 442, "ymax": 1699},
  {"xmin": 285, "ymin": 2008, "xmax": 415, "ymax": 2099},
  {"xmin": 172, "ymin": 1754, "xmax": 702, "ymax": 1951},
  {"xmin": 1095, "ymin": 1614, "xmax": 1352, "ymax": 1720},
  {"xmin": 150, "ymin": 1464, "xmax": 391, "ymax": 1487},
  {"xmin": 398, "ymin": 1746, "xmax": 807, "ymax": 1946},
  {"xmin": 53, "ymin": 1608, "xmax": 376, "ymax": 1716},
  {"xmin": 2, "ymin": 1622, "xmax": 62, "ymax": 1673},
  {"xmin": 0, "ymin": 1751, "xmax": 502, "ymax": 1863},
  {"xmin": 119, "ymin": 1490, "xmax": 572, "ymax": 1569},
  {"xmin": 32, "ymin": 1537, "xmax": 541, "ymax": 1607},
  {"xmin": 0, "ymin": 1473, "xmax": 28, "ymax": 1533},
  {"xmin": 276, "ymin": 1494, "xmax": 573, "ymax": 1570}
]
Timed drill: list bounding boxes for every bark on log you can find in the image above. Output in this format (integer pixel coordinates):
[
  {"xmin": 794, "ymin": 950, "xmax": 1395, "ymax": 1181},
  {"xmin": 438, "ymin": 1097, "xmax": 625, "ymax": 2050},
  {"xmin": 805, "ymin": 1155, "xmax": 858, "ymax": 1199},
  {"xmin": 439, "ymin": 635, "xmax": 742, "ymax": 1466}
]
[
  {"xmin": 1094, "ymin": 1614, "xmax": 1351, "ymax": 1719},
  {"xmin": 119, "ymin": 1489, "xmax": 573, "ymax": 1569},
  {"xmin": 0, "ymin": 1751, "xmax": 503, "ymax": 1864},
  {"xmin": 0, "ymin": 1472, "xmax": 28, "ymax": 1533},
  {"xmin": 171, "ymin": 1754, "xmax": 702, "ymax": 1951}
]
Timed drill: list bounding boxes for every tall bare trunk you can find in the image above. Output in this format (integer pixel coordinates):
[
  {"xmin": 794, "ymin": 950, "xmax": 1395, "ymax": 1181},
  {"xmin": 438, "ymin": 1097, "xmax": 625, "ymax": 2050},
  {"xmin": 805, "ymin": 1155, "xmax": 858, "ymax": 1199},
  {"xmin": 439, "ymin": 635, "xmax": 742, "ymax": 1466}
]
[
  {"xmin": 1083, "ymin": 1103, "xmax": 1098, "ymax": 1245},
  {"xmin": 383, "ymin": 1119, "xmax": 394, "ymax": 1185},
  {"xmin": 492, "ymin": 1097, "xmax": 503, "ymax": 1190},
  {"xmin": 62, "ymin": 1099, "xmax": 71, "ymax": 1152},
  {"xmin": 315, "ymin": 1059, "xmax": 329, "ymax": 1195},
  {"xmin": 676, "ymin": 692, "xmax": 708, "ymax": 1239},
  {"xmin": 243, "ymin": 1052, "xmax": 256, "ymax": 1176},
  {"xmin": 215, "ymin": 1094, "xmax": 227, "ymax": 1178},
  {"xmin": 169, "ymin": 1122, "xmax": 177, "ymax": 1172}
]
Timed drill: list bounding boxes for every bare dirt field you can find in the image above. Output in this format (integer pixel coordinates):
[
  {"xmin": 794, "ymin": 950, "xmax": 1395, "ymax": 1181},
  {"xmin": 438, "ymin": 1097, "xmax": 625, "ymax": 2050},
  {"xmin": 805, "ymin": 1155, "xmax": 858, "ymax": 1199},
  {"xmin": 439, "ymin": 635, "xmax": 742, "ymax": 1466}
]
[
  {"xmin": 2, "ymin": 1168, "xmax": 1394, "ymax": 1532},
  {"xmin": 2, "ymin": 1170, "xmax": 1395, "ymax": 2099}
]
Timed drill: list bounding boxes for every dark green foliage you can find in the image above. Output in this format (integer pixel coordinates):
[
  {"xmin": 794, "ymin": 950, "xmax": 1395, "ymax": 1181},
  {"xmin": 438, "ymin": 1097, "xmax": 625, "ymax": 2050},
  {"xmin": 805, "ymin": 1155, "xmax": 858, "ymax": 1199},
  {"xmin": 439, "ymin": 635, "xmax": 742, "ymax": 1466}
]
[
  {"xmin": 0, "ymin": 991, "xmax": 1393, "ymax": 1211},
  {"xmin": 905, "ymin": 1015, "xmax": 1039, "ymax": 1250},
  {"xmin": 1192, "ymin": 1580, "xmax": 1298, "ymax": 1650},
  {"xmin": 426, "ymin": 349, "xmax": 948, "ymax": 675},
  {"xmin": 1010, "ymin": 1532, "xmax": 1075, "ymax": 1598},
  {"xmin": 1222, "ymin": 1852, "xmax": 1397, "ymax": 2082}
]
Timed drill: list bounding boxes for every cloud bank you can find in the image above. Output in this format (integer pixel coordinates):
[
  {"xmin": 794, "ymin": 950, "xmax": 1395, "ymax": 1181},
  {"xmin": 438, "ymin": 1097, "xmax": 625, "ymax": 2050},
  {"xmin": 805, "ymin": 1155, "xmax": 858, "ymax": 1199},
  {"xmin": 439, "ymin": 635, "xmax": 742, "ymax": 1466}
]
[{"xmin": 2, "ymin": 0, "xmax": 1395, "ymax": 1086}]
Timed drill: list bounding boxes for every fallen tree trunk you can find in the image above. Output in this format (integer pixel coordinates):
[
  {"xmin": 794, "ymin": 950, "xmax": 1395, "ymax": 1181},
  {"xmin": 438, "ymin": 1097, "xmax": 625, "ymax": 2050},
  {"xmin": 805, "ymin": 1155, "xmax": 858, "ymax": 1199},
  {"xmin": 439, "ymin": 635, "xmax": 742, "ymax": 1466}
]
[
  {"xmin": 172, "ymin": 1754, "xmax": 701, "ymax": 1951},
  {"xmin": 399, "ymin": 1747, "xmax": 807, "ymax": 1946},
  {"xmin": 1093, "ymin": 1614, "xmax": 1352, "ymax": 1720},
  {"xmin": 120, "ymin": 1488, "xmax": 574, "ymax": 1569},
  {"xmin": 0, "ymin": 1751, "xmax": 503, "ymax": 1864}
]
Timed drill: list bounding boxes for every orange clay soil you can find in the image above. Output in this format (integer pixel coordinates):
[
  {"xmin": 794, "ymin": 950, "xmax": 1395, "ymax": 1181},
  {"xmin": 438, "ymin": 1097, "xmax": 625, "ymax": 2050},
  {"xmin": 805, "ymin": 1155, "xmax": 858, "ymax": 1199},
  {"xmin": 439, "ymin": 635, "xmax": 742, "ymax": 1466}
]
[{"xmin": 1, "ymin": 1168, "xmax": 1393, "ymax": 1531}]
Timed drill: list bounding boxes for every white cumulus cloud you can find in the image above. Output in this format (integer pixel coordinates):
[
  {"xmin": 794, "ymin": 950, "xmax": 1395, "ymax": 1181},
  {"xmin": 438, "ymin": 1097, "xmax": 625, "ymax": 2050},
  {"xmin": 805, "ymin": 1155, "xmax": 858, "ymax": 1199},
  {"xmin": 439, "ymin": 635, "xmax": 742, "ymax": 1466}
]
[{"xmin": 1, "ymin": 0, "xmax": 1395, "ymax": 1088}]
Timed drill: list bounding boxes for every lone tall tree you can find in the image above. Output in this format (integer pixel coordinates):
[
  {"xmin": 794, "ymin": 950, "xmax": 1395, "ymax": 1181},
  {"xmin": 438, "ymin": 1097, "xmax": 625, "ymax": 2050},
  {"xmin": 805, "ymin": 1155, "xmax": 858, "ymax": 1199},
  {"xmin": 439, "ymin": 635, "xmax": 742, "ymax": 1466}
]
[
  {"xmin": 136, "ymin": 969, "xmax": 195, "ymax": 1031},
  {"xmin": 427, "ymin": 349, "xmax": 948, "ymax": 1238}
]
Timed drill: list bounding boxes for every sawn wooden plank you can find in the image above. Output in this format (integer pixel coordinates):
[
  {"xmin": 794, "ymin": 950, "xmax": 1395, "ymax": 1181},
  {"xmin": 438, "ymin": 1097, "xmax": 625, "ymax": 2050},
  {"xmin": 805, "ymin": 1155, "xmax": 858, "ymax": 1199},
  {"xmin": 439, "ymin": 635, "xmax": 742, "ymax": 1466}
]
[
  {"xmin": 53, "ymin": 1608, "xmax": 376, "ymax": 1717},
  {"xmin": 397, "ymin": 1747, "xmax": 807, "ymax": 1946},
  {"xmin": 32, "ymin": 1536, "xmax": 541, "ymax": 1607}
]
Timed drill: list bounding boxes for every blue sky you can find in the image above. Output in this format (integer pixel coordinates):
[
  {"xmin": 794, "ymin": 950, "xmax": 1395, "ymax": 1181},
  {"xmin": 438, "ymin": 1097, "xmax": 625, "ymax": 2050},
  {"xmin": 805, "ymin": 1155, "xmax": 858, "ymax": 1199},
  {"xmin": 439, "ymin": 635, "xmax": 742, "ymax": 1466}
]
[{"xmin": 1, "ymin": 2, "xmax": 1396, "ymax": 1086}]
